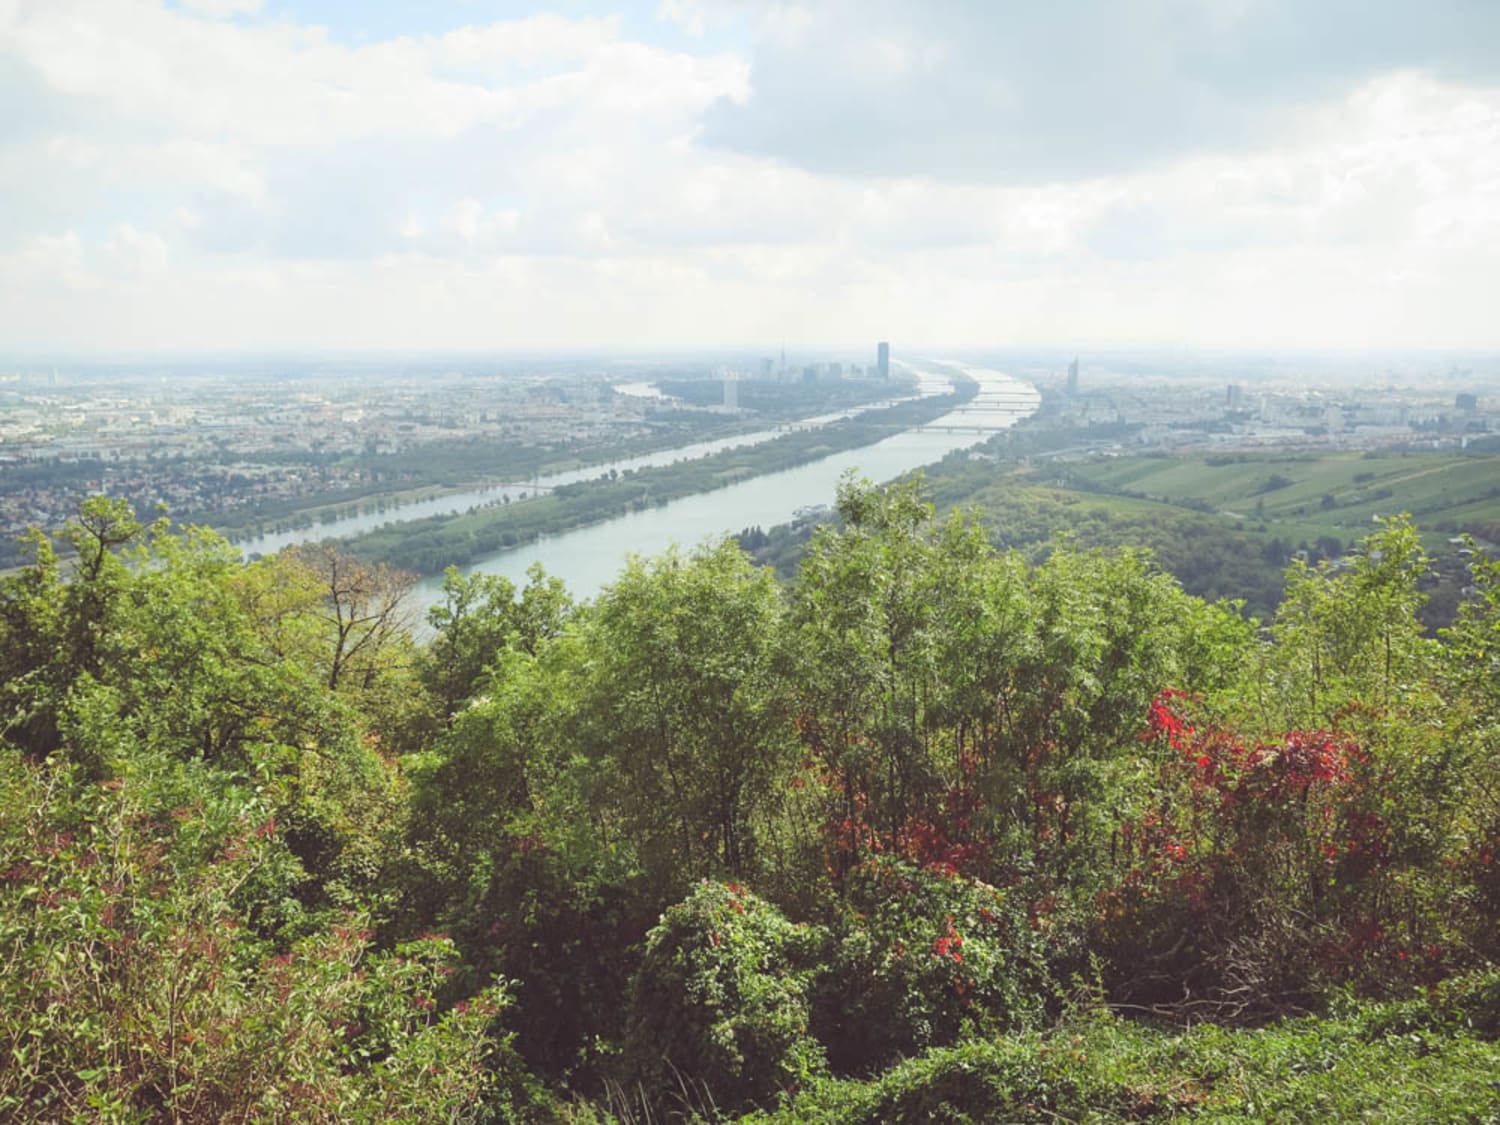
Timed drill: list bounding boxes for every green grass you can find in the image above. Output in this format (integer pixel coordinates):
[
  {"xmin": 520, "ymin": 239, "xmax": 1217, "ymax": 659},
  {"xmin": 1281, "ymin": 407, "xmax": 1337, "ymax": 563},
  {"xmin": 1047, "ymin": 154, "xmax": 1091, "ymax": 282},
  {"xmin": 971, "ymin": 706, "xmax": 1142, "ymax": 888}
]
[
  {"xmin": 748, "ymin": 979, "xmax": 1500, "ymax": 1123},
  {"xmin": 1062, "ymin": 451, "xmax": 1500, "ymax": 538}
]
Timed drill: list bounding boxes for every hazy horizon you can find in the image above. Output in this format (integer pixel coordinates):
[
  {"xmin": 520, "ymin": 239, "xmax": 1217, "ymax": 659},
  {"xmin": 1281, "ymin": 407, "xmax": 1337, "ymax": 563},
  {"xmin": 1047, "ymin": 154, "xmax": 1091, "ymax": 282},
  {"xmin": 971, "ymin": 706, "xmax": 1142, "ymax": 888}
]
[{"xmin": 5, "ymin": 345, "xmax": 1499, "ymax": 378}]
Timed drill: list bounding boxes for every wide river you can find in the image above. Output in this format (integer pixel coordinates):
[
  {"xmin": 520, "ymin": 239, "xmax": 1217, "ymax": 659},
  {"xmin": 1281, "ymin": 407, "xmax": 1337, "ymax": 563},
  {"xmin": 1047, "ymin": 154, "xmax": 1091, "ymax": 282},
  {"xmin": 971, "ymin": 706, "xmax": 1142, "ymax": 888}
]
[
  {"xmin": 409, "ymin": 360, "xmax": 1039, "ymax": 610},
  {"xmin": 234, "ymin": 374, "xmax": 944, "ymax": 559}
]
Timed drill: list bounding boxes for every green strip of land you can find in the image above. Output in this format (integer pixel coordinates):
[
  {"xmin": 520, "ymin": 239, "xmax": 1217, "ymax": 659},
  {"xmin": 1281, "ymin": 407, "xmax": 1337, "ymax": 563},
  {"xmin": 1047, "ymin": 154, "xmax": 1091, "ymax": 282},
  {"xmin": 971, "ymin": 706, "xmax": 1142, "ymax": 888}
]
[{"xmin": 339, "ymin": 378, "xmax": 977, "ymax": 574}]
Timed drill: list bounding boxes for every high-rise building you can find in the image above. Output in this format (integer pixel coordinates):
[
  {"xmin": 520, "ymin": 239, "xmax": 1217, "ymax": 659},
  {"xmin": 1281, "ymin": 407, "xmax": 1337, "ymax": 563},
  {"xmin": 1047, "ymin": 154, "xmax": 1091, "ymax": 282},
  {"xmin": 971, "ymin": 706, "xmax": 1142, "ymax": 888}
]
[
  {"xmin": 1456, "ymin": 392, "xmax": 1479, "ymax": 411},
  {"xmin": 1226, "ymin": 383, "xmax": 1244, "ymax": 408},
  {"xmin": 1066, "ymin": 357, "xmax": 1079, "ymax": 396},
  {"xmin": 877, "ymin": 341, "xmax": 891, "ymax": 381}
]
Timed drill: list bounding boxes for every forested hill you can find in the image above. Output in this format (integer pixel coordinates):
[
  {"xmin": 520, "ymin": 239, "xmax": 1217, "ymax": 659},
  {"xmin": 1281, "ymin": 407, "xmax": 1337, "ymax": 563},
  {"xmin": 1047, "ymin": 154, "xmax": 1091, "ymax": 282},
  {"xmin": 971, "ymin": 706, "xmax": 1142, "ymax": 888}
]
[{"xmin": 2, "ymin": 483, "xmax": 1498, "ymax": 1121}]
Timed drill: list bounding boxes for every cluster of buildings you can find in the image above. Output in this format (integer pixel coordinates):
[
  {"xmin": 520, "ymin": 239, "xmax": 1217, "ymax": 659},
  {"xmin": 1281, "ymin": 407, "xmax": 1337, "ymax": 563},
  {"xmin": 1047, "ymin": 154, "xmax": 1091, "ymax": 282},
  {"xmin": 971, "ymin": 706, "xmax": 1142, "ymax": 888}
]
[
  {"xmin": 0, "ymin": 367, "xmax": 676, "ymax": 548},
  {"xmin": 0, "ymin": 371, "xmax": 663, "ymax": 466},
  {"xmin": 1050, "ymin": 359, "xmax": 1496, "ymax": 454},
  {"xmin": 753, "ymin": 341, "xmax": 894, "ymax": 386},
  {"xmin": 0, "ymin": 348, "xmax": 905, "ymax": 552},
  {"xmin": 0, "ymin": 462, "xmax": 384, "ymax": 546}
]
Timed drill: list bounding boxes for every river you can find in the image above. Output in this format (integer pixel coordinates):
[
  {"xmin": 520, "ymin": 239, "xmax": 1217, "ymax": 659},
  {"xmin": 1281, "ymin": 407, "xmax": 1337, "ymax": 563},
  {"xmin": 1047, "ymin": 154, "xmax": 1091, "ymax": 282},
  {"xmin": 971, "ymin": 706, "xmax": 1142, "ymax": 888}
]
[
  {"xmin": 411, "ymin": 361, "xmax": 1038, "ymax": 610},
  {"xmin": 233, "ymin": 372, "xmax": 946, "ymax": 559}
]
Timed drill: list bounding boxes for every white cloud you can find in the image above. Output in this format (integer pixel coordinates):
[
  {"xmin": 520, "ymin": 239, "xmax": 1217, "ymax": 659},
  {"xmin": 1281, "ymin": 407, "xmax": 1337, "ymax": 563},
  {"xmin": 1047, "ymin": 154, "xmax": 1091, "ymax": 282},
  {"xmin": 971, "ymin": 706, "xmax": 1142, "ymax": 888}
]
[
  {"xmin": 0, "ymin": 0, "xmax": 1497, "ymax": 353},
  {"xmin": 0, "ymin": 231, "xmax": 88, "ymax": 288},
  {"xmin": 702, "ymin": 0, "xmax": 1500, "ymax": 183},
  {"xmin": 656, "ymin": 0, "xmax": 705, "ymax": 39},
  {"xmin": 101, "ymin": 223, "xmax": 170, "ymax": 276},
  {"xmin": 176, "ymin": 0, "xmax": 262, "ymax": 16}
]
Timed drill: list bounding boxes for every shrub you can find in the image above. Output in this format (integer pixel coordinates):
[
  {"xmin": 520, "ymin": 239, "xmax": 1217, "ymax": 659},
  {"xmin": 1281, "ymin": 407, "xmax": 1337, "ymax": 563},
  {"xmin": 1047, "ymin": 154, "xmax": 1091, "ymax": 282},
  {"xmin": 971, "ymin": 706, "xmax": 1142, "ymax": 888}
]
[
  {"xmin": 814, "ymin": 858, "xmax": 1054, "ymax": 1073},
  {"xmin": 757, "ymin": 1004, "xmax": 1500, "ymax": 1124},
  {"xmin": 749, "ymin": 1034, "xmax": 1127, "ymax": 1124},
  {"xmin": 624, "ymin": 880, "xmax": 827, "ymax": 1113},
  {"xmin": 1099, "ymin": 690, "xmax": 1446, "ymax": 1014},
  {"xmin": 1349, "ymin": 968, "xmax": 1500, "ymax": 1041},
  {"xmin": 0, "ymin": 745, "xmax": 537, "ymax": 1122}
]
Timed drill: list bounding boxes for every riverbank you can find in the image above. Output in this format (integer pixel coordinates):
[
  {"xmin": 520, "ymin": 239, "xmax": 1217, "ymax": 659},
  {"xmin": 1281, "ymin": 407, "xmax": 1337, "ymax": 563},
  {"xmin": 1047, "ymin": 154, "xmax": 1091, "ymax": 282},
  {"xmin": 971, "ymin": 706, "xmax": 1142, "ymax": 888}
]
[
  {"xmin": 343, "ymin": 374, "xmax": 978, "ymax": 575},
  {"xmin": 392, "ymin": 363, "xmax": 1038, "ymax": 609},
  {"xmin": 229, "ymin": 374, "xmax": 930, "ymax": 559}
]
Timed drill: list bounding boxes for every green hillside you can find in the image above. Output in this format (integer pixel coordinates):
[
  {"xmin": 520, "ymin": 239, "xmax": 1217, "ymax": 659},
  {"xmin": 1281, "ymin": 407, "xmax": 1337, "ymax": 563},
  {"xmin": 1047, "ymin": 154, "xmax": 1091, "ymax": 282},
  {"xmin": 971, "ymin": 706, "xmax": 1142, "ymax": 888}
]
[
  {"xmin": 1061, "ymin": 450, "xmax": 1500, "ymax": 537},
  {"xmin": 895, "ymin": 449, "xmax": 1500, "ymax": 623},
  {"xmin": 2, "ymin": 486, "xmax": 1498, "ymax": 1121}
]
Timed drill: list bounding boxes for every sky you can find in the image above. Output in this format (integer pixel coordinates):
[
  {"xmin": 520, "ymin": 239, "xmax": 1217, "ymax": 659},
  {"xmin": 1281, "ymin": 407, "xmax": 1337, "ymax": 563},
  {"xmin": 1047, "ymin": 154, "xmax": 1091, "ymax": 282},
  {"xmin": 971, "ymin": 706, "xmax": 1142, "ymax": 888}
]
[{"xmin": 2, "ymin": 0, "xmax": 1499, "ymax": 356}]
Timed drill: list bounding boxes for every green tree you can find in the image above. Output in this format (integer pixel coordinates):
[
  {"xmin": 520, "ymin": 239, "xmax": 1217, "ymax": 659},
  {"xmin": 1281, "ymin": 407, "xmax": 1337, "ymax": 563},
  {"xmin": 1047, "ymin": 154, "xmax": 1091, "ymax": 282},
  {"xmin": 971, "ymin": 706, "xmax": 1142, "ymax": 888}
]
[
  {"xmin": 575, "ymin": 539, "xmax": 794, "ymax": 887},
  {"xmin": 2, "ymin": 504, "xmax": 405, "ymax": 929},
  {"xmin": 1267, "ymin": 514, "xmax": 1436, "ymax": 726},
  {"xmin": 786, "ymin": 475, "xmax": 1249, "ymax": 893},
  {"xmin": 786, "ymin": 475, "xmax": 948, "ymax": 881},
  {"xmin": 280, "ymin": 543, "xmax": 417, "ymax": 694},
  {"xmin": 421, "ymin": 563, "xmax": 572, "ymax": 728},
  {"xmin": 1439, "ymin": 540, "xmax": 1500, "ymax": 957},
  {"xmin": 0, "ymin": 743, "xmax": 533, "ymax": 1121}
]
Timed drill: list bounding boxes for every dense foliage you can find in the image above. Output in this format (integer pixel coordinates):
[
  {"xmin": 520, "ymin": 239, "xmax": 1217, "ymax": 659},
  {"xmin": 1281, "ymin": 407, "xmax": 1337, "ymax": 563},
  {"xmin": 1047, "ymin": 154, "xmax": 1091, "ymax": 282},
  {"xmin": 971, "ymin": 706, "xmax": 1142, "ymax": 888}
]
[{"xmin": 2, "ymin": 480, "xmax": 1497, "ymax": 1121}]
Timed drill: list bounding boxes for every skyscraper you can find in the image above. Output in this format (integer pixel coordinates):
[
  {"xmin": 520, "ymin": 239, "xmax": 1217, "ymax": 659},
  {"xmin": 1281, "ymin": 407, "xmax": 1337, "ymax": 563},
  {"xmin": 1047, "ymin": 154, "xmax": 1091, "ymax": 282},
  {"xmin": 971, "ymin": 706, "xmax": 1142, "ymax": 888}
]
[
  {"xmin": 877, "ymin": 341, "xmax": 890, "ymax": 381},
  {"xmin": 1066, "ymin": 357, "xmax": 1079, "ymax": 396}
]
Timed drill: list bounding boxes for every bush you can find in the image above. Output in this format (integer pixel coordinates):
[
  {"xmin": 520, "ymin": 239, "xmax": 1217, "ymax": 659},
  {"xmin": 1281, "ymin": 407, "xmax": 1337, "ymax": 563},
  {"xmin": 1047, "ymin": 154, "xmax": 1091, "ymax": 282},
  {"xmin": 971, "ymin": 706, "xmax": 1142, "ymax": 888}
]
[
  {"xmin": 1349, "ymin": 968, "xmax": 1500, "ymax": 1040},
  {"xmin": 624, "ymin": 881, "xmax": 827, "ymax": 1113},
  {"xmin": 758, "ymin": 1004, "xmax": 1500, "ymax": 1124},
  {"xmin": 1099, "ymin": 690, "xmax": 1454, "ymax": 1015},
  {"xmin": 749, "ymin": 1033, "xmax": 1131, "ymax": 1124},
  {"xmin": 813, "ymin": 858, "xmax": 1054, "ymax": 1074},
  {"xmin": 0, "ymin": 746, "xmax": 538, "ymax": 1122}
]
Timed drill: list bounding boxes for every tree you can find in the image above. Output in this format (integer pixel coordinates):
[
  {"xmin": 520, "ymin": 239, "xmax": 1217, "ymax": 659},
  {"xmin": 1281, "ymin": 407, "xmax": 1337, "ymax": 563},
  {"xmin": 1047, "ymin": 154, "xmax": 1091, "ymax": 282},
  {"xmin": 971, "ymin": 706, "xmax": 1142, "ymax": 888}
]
[
  {"xmin": 787, "ymin": 474, "xmax": 1252, "ymax": 896},
  {"xmin": 422, "ymin": 564, "xmax": 573, "ymax": 727},
  {"xmin": 1439, "ymin": 539, "xmax": 1500, "ymax": 957},
  {"xmin": 1267, "ymin": 514, "xmax": 1436, "ymax": 726},
  {"xmin": 0, "ymin": 498, "xmax": 155, "ymax": 761},
  {"xmin": 786, "ymin": 475, "xmax": 945, "ymax": 882},
  {"xmin": 575, "ymin": 540, "xmax": 794, "ymax": 887},
  {"xmin": 281, "ymin": 544, "xmax": 417, "ymax": 693}
]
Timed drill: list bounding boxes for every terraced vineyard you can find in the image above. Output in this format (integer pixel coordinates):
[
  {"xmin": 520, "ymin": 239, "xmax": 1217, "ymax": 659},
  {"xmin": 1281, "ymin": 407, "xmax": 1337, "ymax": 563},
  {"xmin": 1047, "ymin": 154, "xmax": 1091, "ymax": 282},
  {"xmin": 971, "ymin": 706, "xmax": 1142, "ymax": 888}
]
[
  {"xmin": 903, "ymin": 447, "xmax": 1500, "ymax": 623},
  {"xmin": 1058, "ymin": 450, "xmax": 1500, "ymax": 543}
]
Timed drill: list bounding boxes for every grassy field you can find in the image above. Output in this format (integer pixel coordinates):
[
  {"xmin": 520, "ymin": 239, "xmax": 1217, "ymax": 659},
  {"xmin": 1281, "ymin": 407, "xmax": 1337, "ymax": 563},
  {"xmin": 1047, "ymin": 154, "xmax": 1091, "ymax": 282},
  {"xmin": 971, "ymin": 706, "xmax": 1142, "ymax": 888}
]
[
  {"xmin": 1058, "ymin": 450, "xmax": 1500, "ymax": 543},
  {"xmin": 899, "ymin": 447, "xmax": 1500, "ymax": 624}
]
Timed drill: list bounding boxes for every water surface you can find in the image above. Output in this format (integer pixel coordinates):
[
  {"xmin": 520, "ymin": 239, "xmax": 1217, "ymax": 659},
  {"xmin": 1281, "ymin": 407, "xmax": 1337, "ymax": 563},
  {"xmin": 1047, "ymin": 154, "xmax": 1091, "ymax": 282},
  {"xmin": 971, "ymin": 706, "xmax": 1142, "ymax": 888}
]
[{"xmin": 413, "ymin": 361, "xmax": 1037, "ymax": 609}]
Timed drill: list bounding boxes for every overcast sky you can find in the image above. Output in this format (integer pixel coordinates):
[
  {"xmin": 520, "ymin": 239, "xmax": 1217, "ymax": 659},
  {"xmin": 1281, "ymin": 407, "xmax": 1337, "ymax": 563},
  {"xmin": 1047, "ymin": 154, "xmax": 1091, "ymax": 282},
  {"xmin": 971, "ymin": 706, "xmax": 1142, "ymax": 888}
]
[{"xmin": 2, "ymin": 0, "xmax": 1498, "ymax": 355}]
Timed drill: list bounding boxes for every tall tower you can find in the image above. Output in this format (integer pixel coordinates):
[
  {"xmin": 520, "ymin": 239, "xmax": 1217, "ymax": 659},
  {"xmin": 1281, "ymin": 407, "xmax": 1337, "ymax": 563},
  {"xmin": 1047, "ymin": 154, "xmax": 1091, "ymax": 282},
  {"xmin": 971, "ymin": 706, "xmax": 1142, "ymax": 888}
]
[
  {"xmin": 877, "ymin": 341, "xmax": 890, "ymax": 381},
  {"xmin": 1066, "ymin": 357, "xmax": 1079, "ymax": 396}
]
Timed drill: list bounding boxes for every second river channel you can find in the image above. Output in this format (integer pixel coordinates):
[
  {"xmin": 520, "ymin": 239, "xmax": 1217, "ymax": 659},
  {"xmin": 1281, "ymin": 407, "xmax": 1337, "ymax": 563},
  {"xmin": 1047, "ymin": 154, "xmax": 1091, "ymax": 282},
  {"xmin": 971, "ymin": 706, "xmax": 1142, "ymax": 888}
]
[{"xmin": 410, "ymin": 360, "xmax": 1038, "ymax": 608}]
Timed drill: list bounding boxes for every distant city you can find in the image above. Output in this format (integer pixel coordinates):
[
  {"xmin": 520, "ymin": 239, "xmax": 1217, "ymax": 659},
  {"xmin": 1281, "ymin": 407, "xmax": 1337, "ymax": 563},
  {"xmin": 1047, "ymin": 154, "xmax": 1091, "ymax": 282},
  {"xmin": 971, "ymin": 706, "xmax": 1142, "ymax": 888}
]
[
  {"xmin": 0, "ymin": 343, "xmax": 910, "ymax": 551},
  {"xmin": 1045, "ymin": 360, "xmax": 1496, "ymax": 455},
  {"xmin": 0, "ymin": 347, "xmax": 1495, "ymax": 559}
]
